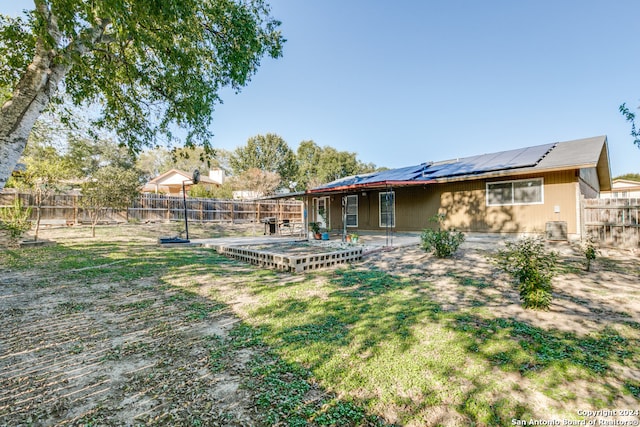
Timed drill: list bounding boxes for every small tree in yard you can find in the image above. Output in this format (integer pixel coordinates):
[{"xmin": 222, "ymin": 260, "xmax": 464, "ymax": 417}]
[
  {"xmin": 81, "ymin": 166, "xmax": 141, "ymax": 237},
  {"xmin": 581, "ymin": 236, "xmax": 599, "ymax": 272},
  {"xmin": 420, "ymin": 214, "xmax": 465, "ymax": 258},
  {"xmin": 0, "ymin": 198, "xmax": 32, "ymax": 246},
  {"xmin": 18, "ymin": 142, "xmax": 71, "ymax": 241},
  {"xmin": 494, "ymin": 237, "xmax": 558, "ymax": 310}
]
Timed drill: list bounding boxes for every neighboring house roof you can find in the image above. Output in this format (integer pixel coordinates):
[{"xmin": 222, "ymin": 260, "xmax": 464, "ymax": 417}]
[
  {"xmin": 308, "ymin": 136, "xmax": 611, "ymax": 194},
  {"xmin": 600, "ymin": 179, "xmax": 640, "ymax": 197},
  {"xmin": 610, "ymin": 179, "xmax": 640, "ymax": 189},
  {"xmin": 141, "ymin": 169, "xmax": 220, "ymax": 193},
  {"xmin": 146, "ymin": 169, "xmax": 217, "ymax": 186}
]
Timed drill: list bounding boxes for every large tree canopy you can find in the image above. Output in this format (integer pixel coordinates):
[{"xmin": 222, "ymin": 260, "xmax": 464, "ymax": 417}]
[
  {"xmin": 229, "ymin": 133, "xmax": 297, "ymax": 185},
  {"xmin": 296, "ymin": 140, "xmax": 377, "ymax": 190},
  {"xmin": 0, "ymin": 0, "xmax": 284, "ymax": 190},
  {"xmin": 614, "ymin": 173, "xmax": 640, "ymax": 182}
]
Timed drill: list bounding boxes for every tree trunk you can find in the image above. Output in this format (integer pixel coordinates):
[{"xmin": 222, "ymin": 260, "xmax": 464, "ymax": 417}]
[
  {"xmin": 91, "ymin": 209, "xmax": 99, "ymax": 238},
  {"xmin": 0, "ymin": 45, "xmax": 69, "ymax": 190},
  {"xmin": 34, "ymin": 203, "xmax": 41, "ymax": 242},
  {"xmin": 0, "ymin": 3, "xmax": 109, "ymax": 191}
]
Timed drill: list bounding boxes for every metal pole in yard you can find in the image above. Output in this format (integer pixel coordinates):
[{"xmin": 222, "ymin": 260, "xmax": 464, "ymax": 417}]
[{"xmin": 182, "ymin": 180, "xmax": 190, "ymax": 241}]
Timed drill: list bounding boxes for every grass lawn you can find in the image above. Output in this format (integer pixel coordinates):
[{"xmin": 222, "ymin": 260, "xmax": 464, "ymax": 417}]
[{"xmin": 1, "ymin": 223, "xmax": 638, "ymax": 426}]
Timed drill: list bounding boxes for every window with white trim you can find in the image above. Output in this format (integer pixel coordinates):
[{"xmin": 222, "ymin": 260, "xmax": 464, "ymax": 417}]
[
  {"xmin": 379, "ymin": 191, "xmax": 395, "ymax": 227},
  {"xmin": 345, "ymin": 195, "xmax": 358, "ymax": 227},
  {"xmin": 486, "ymin": 178, "xmax": 543, "ymax": 206}
]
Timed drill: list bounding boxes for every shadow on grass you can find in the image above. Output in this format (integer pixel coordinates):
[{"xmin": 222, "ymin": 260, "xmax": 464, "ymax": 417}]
[
  {"xmin": 247, "ymin": 266, "xmax": 540, "ymax": 425},
  {"xmin": 251, "ymin": 268, "xmax": 442, "ymax": 365},
  {"xmin": 229, "ymin": 323, "xmax": 390, "ymax": 427},
  {"xmin": 0, "ymin": 241, "xmax": 390, "ymax": 426},
  {"xmin": 243, "ymin": 262, "xmax": 640, "ymax": 424},
  {"xmin": 451, "ymin": 314, "xmax": 638, "ymax": 376}
]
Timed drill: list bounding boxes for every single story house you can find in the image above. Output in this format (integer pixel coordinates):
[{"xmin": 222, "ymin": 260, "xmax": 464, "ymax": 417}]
[
  {"xmin": 600, "ymin": 179, "xmax": 640, "ymax": 199},
  {"xmin": 304, "ymin": 136, "xmax": 612, "ymax": 240},
  {"xmin": 142, "ymin": 168, "xmax": 224, "ymax": 196}
]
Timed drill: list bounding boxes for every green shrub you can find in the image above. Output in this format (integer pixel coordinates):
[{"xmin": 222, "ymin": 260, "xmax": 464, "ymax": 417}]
[
  {"xmin": 494, "ymin": 237, "xmax": 557, "ymax": 310},
  {"xmin": 0, "ymin": 198, "xmax": 32, "ymax": 246},
  {"xmin": 581, "ymin": 236, "xmax": 599, "ymax": 271},
  {"xmin": 420, "ymin": 214, "xmax": 465, "ymax": 258}
]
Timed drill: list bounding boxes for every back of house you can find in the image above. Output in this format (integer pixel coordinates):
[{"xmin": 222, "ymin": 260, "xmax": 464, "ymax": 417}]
[{"xmin": 304, "ymin": 136, "xmax": 611, "ymax": 240}]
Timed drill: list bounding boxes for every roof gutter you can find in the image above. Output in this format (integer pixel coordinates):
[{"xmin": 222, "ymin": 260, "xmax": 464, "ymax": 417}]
[{"xmin": 305, "ymin": 179, "xmax": 435, "ymax": 195}]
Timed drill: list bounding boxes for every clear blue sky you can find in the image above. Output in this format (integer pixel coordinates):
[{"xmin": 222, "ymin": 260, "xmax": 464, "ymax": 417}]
[{"xmin": 3, "ymin": 1, "xmax": 640, "ymax": 176}]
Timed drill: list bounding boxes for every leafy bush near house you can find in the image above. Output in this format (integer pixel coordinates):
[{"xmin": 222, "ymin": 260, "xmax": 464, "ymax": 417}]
[
  {"xmin": 420, "ymin": 214, "xmax": 465, "ymax": 258},
  {"xmin": 0, "ymin": 198, "xmax": 32, "ymax": 246},
  {"xmin": 494, "ymin": 237, "xmax": 558, "ymax": 310}
]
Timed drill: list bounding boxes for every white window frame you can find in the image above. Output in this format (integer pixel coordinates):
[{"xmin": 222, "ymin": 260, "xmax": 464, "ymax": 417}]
[
  {"xmin": 486, "ymin": 178, "xmax": 544, "ymax": 206},
  {"xmin": 345, "ymin": 195, "xmax": 358, "ymax": 227},
  {"xmin": 379, "ymin": 191, "xmax": 396, "ymax": 228}
]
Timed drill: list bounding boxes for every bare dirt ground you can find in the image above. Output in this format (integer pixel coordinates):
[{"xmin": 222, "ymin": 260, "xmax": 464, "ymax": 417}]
[
  {"xmin": 1, "ymin": 224, "xmax": 639, "ymax": 426},
  {"xmin": 365, "ymin": 241, "xmax": 640, "ymax": 335}
]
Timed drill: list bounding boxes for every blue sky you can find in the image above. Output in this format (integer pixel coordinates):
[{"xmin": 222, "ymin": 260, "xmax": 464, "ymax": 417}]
[{"xmin": 3, "ymin": 1, "xmax": 640, "ymax": 176}]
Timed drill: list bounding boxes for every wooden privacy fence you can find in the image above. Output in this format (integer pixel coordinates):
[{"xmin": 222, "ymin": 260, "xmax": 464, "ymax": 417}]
[
  {"xmin": 582, "ymin": 198, "xmax": 640, "ymax": 247},
  {"xmin": 129, "ymin": 194, "xmax": 303, "ymax": 225},
  {"xmin": 0, "ymin": 192, "xmax": 304, "ymax": 227}
]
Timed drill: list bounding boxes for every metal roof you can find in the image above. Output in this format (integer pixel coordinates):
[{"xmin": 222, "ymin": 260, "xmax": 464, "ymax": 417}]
[{"xmin": 308, "ymin": 136, "xmax": 611, "ymax": 193}]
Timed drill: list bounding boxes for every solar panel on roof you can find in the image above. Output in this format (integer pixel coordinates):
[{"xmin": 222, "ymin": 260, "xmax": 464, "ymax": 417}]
[
  {"xmin": 424, "ymin": 143, "xmax": 555, "ymax": 179},
  {"xmin": 311, "ymin": 142, "xmax": 557, "ymax": 191}
]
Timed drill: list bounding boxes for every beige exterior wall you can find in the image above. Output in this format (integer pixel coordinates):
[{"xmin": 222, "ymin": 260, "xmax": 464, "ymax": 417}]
[
  {"xmin": 441, "ymin": 171, "xmax": 579, "ymax": 235},
  {"xmin": 317, "ymin": 170, "xmax": 581, "ymax": 235}
]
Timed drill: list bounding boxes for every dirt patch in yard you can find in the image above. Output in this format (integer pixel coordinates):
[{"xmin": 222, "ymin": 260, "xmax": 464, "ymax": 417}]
[
  {"xmin": 0, "ymin": 274, "xmax": 260, "ymax": 425},
  {"xmin": 364, "ymin": 242, "xmax": 640, "ymax": 335}
]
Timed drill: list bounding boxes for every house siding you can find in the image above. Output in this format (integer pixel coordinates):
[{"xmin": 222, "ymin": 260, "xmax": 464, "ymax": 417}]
[
  {"xmin": 443, "ymin": 171, "xmax": 579, "ymax": 234},
  {"xmin": 322, "ymin": 170, "xmax": 580, "ymax": 235}
]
